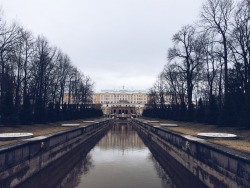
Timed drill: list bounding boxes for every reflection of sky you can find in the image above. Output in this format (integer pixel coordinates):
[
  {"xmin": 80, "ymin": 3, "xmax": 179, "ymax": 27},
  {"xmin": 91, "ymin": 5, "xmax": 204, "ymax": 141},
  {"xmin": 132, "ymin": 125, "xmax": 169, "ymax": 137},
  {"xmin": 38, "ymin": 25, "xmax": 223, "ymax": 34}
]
[
  {"xmin": 92, "ymin": 147, "xmax": 150, "ymax": 163},
  {"xmin": 97, "ymin": 124, "xmax": 145, "ymax": 150},
  {"xmin": 77, "ymin": 147, "xmax": 163, "ymax": 188},
  {"xmin": 75, "ymin": 125, "xmax": 175, "ymax": 188},
  {"xmin": 16, "ymin": 124, "xmax": 177, "ymax": 188}
]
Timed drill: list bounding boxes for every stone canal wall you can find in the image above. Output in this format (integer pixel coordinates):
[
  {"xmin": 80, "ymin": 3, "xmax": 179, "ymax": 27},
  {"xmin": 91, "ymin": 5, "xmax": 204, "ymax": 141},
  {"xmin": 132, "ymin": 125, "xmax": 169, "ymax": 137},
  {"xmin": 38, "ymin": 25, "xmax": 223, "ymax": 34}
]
[
  {"xmin": 0, "ymin": 120, "xmax": 112, "ymax": 188},
  {"xmin": 131, "ymin": 119, "xmax": 250, "ymax": 188}
]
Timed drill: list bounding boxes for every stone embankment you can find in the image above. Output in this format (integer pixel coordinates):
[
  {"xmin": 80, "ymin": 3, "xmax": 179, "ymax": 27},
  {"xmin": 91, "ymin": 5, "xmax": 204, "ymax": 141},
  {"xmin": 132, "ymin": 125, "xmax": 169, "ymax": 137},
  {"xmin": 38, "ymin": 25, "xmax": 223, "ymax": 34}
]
[
  {"xmin": 0, "ymin": 119, "xmax": 112, "ymax": 188},
  {"xmin": 131, "ymin": 119, "xmax": 250, "ymax": 188}
]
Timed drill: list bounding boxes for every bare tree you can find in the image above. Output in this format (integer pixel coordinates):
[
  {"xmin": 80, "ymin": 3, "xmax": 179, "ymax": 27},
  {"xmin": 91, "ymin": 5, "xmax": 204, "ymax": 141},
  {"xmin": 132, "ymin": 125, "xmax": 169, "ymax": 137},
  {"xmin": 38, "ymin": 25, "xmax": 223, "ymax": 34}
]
[
  {"xmin": 0, "ymin": 10, "xmax": 101, "ymax": 124},
  {"xmin": 202, "ymin": 33, "xmax": 223, "ymax": 102},
  {"xmin": 200, "ymin": 0, "xmax": 234, "ymax": 96},
  {"xmin": 168, "ymin": 25, "xmax": 205, "ymax": 108},
  {"xmin": 148, "ymin": 85, "xmax": 158, "ymax": 109},
  {"xmin": 30, "ymin": 36, "xmax": 57, "ymax": 122},
  {"xmin": 162, "ymin": 64, "xmax": 186, "ymax": 105},
  {"xmin": 12, "ymin": 27, "xmax": 34, "ymax": 111},
  {"xmin": 80, "ymin": 75, "xmax": 94, "ymax": 106},
  {"xmin": 59, "ymin": 53, "xmax": 71, "ymax": 105},
  {"xmin": 230, "ymin": 0, "xmax": 250, "ymax": 96},
  {"xmin": 0, "ymin": 22, "xmax": 20, "ymax": 105}
]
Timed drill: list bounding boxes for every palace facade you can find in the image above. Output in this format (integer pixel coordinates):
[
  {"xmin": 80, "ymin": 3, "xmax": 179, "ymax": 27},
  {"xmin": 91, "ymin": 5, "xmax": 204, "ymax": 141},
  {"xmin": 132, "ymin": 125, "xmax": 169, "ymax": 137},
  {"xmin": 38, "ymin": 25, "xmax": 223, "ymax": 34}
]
[{"xmin": 92, "ymin": 88, "xmax": 150, "ymax": 116}]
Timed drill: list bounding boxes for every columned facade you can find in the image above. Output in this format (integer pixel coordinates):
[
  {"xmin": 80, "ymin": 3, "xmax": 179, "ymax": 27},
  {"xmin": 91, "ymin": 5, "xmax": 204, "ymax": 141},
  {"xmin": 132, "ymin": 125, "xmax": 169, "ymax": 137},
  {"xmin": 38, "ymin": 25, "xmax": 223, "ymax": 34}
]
[{"xmin": 92, "ymin": 88, "xmax": 149, "ymax": 116}]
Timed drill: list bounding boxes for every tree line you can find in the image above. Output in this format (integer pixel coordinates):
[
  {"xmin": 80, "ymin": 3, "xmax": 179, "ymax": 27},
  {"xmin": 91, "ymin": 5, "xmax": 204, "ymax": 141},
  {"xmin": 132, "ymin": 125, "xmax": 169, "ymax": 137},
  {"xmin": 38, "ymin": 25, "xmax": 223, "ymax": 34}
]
[
  {"xmin": 144, "ymin": 0, "xmax": 250, "ymax": 127},
  {"xmin": 0, "ymin": 11, "xmax": 102, "ymax": 125}
]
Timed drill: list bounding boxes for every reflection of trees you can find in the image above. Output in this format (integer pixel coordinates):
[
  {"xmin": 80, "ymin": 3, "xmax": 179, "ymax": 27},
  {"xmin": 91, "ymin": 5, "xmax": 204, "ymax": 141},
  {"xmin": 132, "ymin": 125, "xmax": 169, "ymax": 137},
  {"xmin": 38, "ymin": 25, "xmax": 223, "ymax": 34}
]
[
  {"xmin": 148, "ymin": 154, "xmax": 176, "ymax": 188},
  {"xmin": 16, "ymin": 129, "xmax": 108, "ymax": 188},
  {"xmin": 97, "ymin": 124, "xmax": 145, "ymax": 150},
  {"xmin": 17, "ymin": 149, "xmax": 95, "ymax": 188},
  {"xmin": 82, "ymin": 154, "xmax": 94, "ymax": 175},
  {"xmin": 56, "ymin": 154, "xmax": 94, "ymax": 188},
  {"xmin": 138, "ymin": 129, "xmax": 206, "ymax": 188},
  {"xmin": 55, "ymin": 125, "xmax": 145, "ymax": 187}
]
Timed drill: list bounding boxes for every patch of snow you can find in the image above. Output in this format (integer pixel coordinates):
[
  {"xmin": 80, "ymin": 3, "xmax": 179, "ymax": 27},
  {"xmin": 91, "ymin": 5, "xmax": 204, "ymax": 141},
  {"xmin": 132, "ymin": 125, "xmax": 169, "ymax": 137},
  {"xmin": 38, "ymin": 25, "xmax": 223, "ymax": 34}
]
[
  {"xmin": 197, "ymin": 133, "xmax": 237, "ymax": 138},
  {"xmin": 61, "ymin": 124, "xmax": 80, "ymax": 127},
  {"xmin": 0, "ymin": 133, "xmax": 33, "ymax": 140},
  {"xmin": 160, "ymin": 124, "xmax": 178, "ymax": 127},
  {"xmin": 148, "ymin": 121, "xmax": 159, "ymax": 123}
]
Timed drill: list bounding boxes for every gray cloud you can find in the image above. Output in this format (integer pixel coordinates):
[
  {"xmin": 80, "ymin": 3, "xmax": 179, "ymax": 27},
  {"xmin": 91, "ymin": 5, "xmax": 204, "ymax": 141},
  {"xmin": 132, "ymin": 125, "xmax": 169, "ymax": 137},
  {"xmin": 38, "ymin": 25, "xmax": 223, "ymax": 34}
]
[{"xmin": 1, "ymin": 0, "xmax": 204, "ymax": 91}]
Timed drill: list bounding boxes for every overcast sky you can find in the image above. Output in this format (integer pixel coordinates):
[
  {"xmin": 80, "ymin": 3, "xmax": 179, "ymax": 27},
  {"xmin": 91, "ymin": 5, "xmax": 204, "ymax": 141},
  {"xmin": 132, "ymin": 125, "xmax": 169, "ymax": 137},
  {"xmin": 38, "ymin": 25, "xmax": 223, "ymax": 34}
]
[{"xmin": 0, "ymin": 0, "xmax": 204, "ymax": 91}]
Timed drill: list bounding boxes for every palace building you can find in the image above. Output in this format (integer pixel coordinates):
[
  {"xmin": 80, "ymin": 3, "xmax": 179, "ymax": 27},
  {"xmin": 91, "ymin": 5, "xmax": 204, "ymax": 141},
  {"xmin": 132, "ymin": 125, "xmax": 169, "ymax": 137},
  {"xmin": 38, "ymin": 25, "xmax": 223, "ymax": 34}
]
[{"xmin": 92, "ymin": 88, "xmax": 149, "ymax": 116}]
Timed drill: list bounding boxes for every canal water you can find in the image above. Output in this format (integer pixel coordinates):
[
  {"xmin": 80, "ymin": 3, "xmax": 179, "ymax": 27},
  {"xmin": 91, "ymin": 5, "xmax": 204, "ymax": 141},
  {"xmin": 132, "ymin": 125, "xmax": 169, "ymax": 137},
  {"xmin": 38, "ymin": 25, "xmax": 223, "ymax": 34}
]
[{"xmin": 18, "ymin": 123, "xmax": 200, "ymax": 188}]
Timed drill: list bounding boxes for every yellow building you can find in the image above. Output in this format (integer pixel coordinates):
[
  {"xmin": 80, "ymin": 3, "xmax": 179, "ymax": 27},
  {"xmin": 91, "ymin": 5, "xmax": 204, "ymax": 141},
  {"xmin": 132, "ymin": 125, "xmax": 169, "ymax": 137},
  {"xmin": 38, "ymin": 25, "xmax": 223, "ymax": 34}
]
[{"xmin": 92, "ymin": 88, "xmax": 150, "ymax": 116}]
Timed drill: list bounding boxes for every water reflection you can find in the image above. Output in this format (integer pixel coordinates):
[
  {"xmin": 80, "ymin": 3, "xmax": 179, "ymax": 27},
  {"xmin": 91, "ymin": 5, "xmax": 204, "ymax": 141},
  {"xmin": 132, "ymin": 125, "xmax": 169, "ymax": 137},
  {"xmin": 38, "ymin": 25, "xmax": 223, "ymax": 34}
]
[
  {"xmin": 148, "ymin": 154, "xmax": 176, "ymax": 188},
  {"xmin": 98, "ymin": 123, "xmax": 145, "ymax": 150},
  {"xmin": 18, "ymin": 123, "xmax": 178, "ymax": 188},
  {"xmin": 56, "ymin": 154, "xmax": 94, "ymax": 188},
  {"xmin": 71, "ymin": 124, "xmax": 177, "ymax": 188},
  {"xmin": 17, "ymin": 132, "xmax": 102, "ymax": 188}
]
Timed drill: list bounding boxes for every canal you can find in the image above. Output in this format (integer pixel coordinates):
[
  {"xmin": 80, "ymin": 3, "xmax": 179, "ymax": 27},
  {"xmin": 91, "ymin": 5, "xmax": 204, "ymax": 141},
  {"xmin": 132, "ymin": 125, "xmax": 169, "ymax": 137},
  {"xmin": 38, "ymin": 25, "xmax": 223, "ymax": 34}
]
[{"xmin": 17, "ymin": 122, "xmax": 204, "ymax": 188}]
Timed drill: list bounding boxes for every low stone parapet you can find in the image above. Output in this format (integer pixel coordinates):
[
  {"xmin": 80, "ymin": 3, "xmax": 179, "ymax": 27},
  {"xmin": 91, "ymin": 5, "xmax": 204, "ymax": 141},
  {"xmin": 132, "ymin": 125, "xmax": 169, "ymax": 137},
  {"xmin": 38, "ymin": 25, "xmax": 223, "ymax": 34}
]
[
  {"xmin": 131, "ymin": 119, "xmax": 250, "ymax": 188},
  {"xmin": 0, "ymin": 120, "xmax": 113, "ymax": 188}
]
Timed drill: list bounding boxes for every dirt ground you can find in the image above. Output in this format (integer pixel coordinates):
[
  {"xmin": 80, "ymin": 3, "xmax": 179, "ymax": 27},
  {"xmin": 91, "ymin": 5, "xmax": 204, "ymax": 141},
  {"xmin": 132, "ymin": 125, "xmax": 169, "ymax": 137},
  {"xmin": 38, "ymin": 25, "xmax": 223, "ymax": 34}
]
[
  {"xmin": 1, "ymin": 117, "xmax": 250, "ymax": 155},
  {"xmin": 0, "ymin": 118, "xmax": 104, "ymax": 147},
  {"xmin": 140, "ymin": 117, "xmax": 250, "ymax": 154}
]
